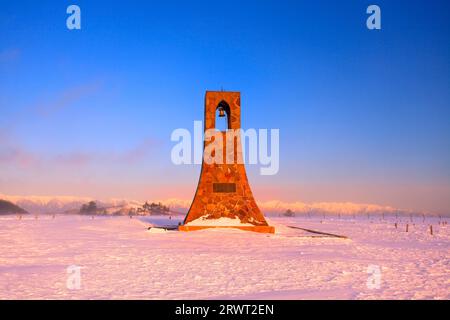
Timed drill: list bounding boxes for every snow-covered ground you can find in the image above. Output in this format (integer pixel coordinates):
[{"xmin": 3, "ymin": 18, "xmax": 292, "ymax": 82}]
[{"xmin": 0, "ymin": 215, "xmax": 448, "ymax": 299}]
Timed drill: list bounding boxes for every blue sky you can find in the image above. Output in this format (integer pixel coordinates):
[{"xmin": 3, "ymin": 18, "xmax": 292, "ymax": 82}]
[{"xmin": 0, "ymin": 0, "xmax": 449, "ymax": 214}]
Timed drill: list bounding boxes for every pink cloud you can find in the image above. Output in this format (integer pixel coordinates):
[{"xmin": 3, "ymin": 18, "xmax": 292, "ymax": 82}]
[
  {"xmin": 0, "ymin": 128, "xmax": 11, "ymax": 144},
  {"xmin": 0, "ymin": 145, "xmax": 40, "ymax": 168},
  {"xmin": 119, "ymin": 138, "xmax": 157, "ymax": 164},
  {"xmin": 53, "ymin": 152, "xmax": 94, "ymax": 167},
  {"xmin": 48, "ymin": 138, "xmax": 158, "ymax": 168},
  {"xmin": 0, "ymin": 136, "xmax": 158, "ymax": 169},
  {"xmin": 0, "ymin": 48, "xmax": 21, "ymax": 63},
  {"xmin": 36, "ymin": 80, "xmax": 103, "ymax": 116}
]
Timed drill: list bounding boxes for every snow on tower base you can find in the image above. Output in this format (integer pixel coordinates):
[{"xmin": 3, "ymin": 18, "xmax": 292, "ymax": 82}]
[{"xmin": 178, "ymin": 225, "xmax": 275, "ymax": 233}]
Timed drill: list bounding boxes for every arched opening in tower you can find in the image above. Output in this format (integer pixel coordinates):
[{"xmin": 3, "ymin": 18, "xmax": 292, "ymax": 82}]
[{"xmin": 215, "ymin": 100, "xmax": 231, "ymax": 132}]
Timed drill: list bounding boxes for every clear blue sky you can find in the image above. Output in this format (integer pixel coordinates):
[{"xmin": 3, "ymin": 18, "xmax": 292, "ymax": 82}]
[{"xmin": 0, "ymin": 0, "xmax": 449, "ymax": 214}]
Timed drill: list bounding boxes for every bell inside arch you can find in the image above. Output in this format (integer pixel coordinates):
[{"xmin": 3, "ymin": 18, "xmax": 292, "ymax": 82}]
[{"xmin": 218, "ymin": 107, "xmax": 226, "ymax": 117}]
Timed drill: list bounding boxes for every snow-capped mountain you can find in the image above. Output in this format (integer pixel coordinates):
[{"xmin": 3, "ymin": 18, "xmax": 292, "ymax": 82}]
[
  {"xmin": 257, "ymin": 200, "xmax": 416, "ymax": 216},
  {"xmin": 0, "ymin": 193, "xmax": 427, "ymax": 216},
  {"xmin": 0, "ymin": 194, "xmax": 143, "ymax": 215},
  {"xmin": 0, "ymin": 194, "xmax": 91, "ymax": 214},
  {"xmin": 155, "ymin": 198, "xmax": 423, "ymax": 217}
]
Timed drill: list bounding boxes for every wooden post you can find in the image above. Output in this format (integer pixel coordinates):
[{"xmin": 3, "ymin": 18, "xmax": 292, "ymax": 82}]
[
  {"xmin": 394, "ymin": 222, "xmax": 397, "ymax": 229},
  {"xmin": 430, "ymin": 225, "xmax": 433, "ymax": 235},
  {"xmin": 406, "ymin": 224, "xmax": 409, "ymax": 232}
]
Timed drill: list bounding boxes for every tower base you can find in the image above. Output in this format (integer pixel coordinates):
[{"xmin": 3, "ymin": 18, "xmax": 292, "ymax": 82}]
[{"xmin": 178, "ymin": 225, "xmax": 275, "ymax": 234}]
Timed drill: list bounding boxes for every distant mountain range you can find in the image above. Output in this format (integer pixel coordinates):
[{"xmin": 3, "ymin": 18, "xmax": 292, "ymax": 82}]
[
  {"xmin": 160, "ymin": 198, "xmax": 426, "ymax": 217},
  {"xmin": 0, "ymin": 199, "xmax": 28, "ymax": 215},
  {"xmin": 0, "ymin": 193, "xmax": 430, "ymax": 217},
  {"xmin": 0, "ymin": 194, "xmax": 143, "ymax": 215}
]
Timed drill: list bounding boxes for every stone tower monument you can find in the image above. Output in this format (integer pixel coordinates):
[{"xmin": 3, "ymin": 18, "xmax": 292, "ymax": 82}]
[{"xmin": 179, "ymin": 91, "xmax": 274, "ymax": 233}]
